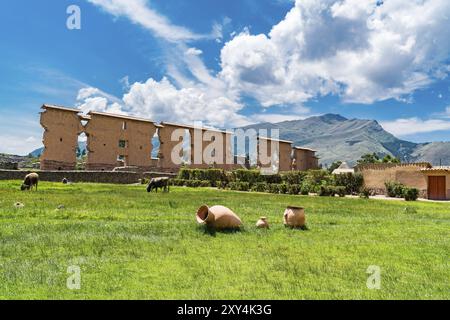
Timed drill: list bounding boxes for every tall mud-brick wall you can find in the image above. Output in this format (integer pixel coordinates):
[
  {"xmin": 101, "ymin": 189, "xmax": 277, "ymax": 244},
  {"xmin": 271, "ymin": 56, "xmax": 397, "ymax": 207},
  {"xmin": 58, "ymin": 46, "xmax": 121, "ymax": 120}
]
[
  {"xmin": 84, "ymin": 112, "xmax": 158, "ymax": 171},
  {"xmin": 293, "ymin": 148, "xmax": 319, "ymax": 171},
  {"xmin": 40, "ymin": 106, "xmax": 84, "ymax": 171}
]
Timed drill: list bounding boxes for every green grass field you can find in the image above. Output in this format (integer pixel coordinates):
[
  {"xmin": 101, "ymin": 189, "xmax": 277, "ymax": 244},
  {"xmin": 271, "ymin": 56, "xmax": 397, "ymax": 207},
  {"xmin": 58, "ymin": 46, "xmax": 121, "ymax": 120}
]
[{"xmin": 0, "ymin": 180, "xmax": 448, "ymax": 300}]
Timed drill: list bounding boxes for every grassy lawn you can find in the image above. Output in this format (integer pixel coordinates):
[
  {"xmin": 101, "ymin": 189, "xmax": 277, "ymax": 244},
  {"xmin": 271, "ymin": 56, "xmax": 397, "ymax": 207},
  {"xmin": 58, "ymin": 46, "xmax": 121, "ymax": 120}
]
[{"xmin": 0, "ymin": 180, "xmax": 448, "ymax": 300}]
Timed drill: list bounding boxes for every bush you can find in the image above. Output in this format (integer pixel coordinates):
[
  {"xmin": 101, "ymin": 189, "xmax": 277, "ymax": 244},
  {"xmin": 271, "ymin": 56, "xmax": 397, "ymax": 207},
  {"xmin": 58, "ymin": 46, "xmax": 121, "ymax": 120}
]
[
  {"xmin": 229, "ymin": 182, "xmax": 250, "ymax": 192},
  {"xmin": 333, "ymin": 173, "xmax": 364, "ymax": 194},
  {"xmin": 385, "ymin": 182, "xmax": 406, "ymax": 198},
  {"xmin": 282, "ymin": 171, "xmax": 307, "ymax": 185},
  {"xmin": 178, "ymin": 168, "xmax": 226, "ymax": 183},
  {"xmin": 268, "ymin": 184, "xmax": 281, "ymax": 194},
  {"xmin": 359, "ymin": 188, "xmax": 371, "ymax": 199},
  {"xmin": 251, "ymin": 182, "xmax": 268, "ymax": 193},
  {"xmin": 279, "ymin": 183, "xmax": 288, "ymax": 194},
  {"xmin": 335, "ymin": 186, "xmax": 347, "ymax": 197},
  {"xmin": 186, "ymin": 180, "xmax": 201, "ymax": 188},
  {"xmin": 300, "ymin": 181, "xmax": 312, "ymax": 195},
  {"xmin": 306, "ymin": 170, "xmax": 332, "ymax": 185},
  {"xmin": 170, "ymin": 179, "xmax": 186, "ymax": 186},
  {"xmin": 287, "ymin": 184, "xmax": 301, "ymax": 195},
  {"xmin": 233, "ymin": 170, "xmax": 260, "ymax": 184},
  {"xmin": 318, "ymin": 185, "xmax": 336, "ymax": 197},
  {"xmin": 404, "ymin": 188, "xmax": 419, "ymax": 201}
]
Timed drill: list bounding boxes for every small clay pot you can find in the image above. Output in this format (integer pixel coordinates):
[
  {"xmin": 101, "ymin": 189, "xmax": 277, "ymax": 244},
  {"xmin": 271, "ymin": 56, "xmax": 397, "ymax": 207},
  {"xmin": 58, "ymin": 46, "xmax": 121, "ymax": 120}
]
[
  {"xmin": 196, "ymin": 205, "xmax": 242, "ymax": 230},
  {"xmin": 256, "ymin": 217, "xmax": 270, "ymax": 229},
  {"xmin": 283, "ymin": 206, "xmax": 306, "ymax": 228}
]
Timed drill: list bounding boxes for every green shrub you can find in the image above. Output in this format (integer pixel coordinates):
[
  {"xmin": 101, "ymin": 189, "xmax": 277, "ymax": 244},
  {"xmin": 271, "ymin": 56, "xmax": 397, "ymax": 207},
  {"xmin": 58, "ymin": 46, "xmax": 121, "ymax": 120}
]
[
  {"xmin": 177, "ymin": 168, "xmax": 226, "ymax": 183},
  {"xmin": 262, "ymin": 174, "xmax": 283, "ymax": 184},
  {"xmin": 177, "ymin": 168, "xmax": 191, "ymax": 180},
  {"xmin": 333, "ymin": 173, "xmax": 364, "ymax": 194},
  {"xmin": 229, "ymin": 182, "xmax": 250, "ymax": 192},
  {"xmin": 199, "ymin": 180, "xmax": 211, "ymax": 188},
  {"xmin": 287, "ymin": 184, "xmax": 301, "ymax": 195},
  {"xmin": 404, "ymin": 188, "xmax": 419, "ymax": 201},
  {"xmin": 335, "ymin": 186, "xmax": 347, "ymax": 197},
  {"xmin": 385, "ymin": 182, "xmax": 406, "ymax": 198},
  {"xmin": 279, "ymin": 183, "xmax": 288, "ymax": 194},
  {"xmin": 282, "ymin": 171, "xmax": 307, "ymax": 185},
  {"xmin": 359, "ymin": 188, "xmax": 371, "ymax": 199},
  {"xmin": 319, "ymin": 185, "xmax": 336, "ymax": 197},
  {"xmin": 170, "ymin": 179, "xmax": 186, "ymax": 186},
  {"xmin": 233, "ymin": 170, "xmax": 260, "ymax": 184},
  {"xmin": 186, "ymin": 180, "xmax": 201, "ymax": 188},
  {"xmin": 300, "ymin": 181, "xmax": 312, "ymax": 195},
  {"xmin": 306, "ymin": 170, "xmax": 332, "ymax": 185},
  {"xmin": 251, "ymin": 182, "xmax": 268, "ymax": 193},
  {"xmin": 268, "ymin": 184, "xmax": 281, "ymax": 194}
]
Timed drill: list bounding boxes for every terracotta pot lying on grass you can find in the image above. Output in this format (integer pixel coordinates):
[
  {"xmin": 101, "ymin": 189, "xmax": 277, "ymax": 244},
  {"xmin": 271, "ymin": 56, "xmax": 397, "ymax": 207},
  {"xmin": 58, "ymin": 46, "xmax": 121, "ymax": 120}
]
[
  {"xmin": 256, "ymin": 217, "xmax": 270, "ymax": 229},
  {"xmin": 196, "ymin": 205, "xmax": 242, "ymax": 230},
  {"xmin": 283, "ymin": 206, "xmax": 306, "ymax": 228}
]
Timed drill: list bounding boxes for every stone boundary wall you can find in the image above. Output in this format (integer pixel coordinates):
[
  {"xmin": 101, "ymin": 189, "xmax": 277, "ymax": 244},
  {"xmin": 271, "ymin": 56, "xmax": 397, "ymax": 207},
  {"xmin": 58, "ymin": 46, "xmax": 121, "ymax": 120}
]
[
  {"xmin": 355, "ymin": 162, "xmax": 431, "ymax": 171},
  {"xmin": 0, "ymin": 170, "xmax": 176, "ymax": 184},
  {"xmin": 359, "ymin": 164, "xmax": 429, "ymax": 197}
]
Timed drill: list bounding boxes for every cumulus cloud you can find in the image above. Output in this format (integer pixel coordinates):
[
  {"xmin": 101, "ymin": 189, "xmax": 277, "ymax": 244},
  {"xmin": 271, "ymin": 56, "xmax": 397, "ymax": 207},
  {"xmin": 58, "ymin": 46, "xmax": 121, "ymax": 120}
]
[
  {"xmin": 83, "ymin": 0, "xmax": 450, "ymax": 130},
  {"xmin": 381, "ymin": 118, "xmax": 450, "ymax": 136},
  {"xmin": 76, "ymin": 87, "xmax": 125, "ymax": 115},
  {"xmin": 220, "ymin": 0, "xmax": 450, "ymax": 105},
  {"xmin": 122, "ymin": 77, "xmax": 248, "ymax": 127}
]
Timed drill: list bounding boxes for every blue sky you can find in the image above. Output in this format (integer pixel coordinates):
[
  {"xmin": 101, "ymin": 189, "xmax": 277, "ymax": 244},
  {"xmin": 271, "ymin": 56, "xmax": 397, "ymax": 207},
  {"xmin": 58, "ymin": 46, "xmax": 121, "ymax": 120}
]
[{"xmin": 0, "ymin": 0, "xmax": 449, "ymax": 155}]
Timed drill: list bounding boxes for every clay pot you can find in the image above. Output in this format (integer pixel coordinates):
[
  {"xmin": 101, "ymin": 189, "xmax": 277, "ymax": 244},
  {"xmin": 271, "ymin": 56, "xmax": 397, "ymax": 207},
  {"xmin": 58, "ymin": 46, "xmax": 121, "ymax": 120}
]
[
  {"xmin": 196, "ymin": 205, "xmax": 242, "ymax": 230},
  {"xmin": 283, "ymin": 206, "xmax": 306, "ymax": 228},
  {"xmin": 256, "ymin": 217, "xmax": 270, "ymax": 229}
]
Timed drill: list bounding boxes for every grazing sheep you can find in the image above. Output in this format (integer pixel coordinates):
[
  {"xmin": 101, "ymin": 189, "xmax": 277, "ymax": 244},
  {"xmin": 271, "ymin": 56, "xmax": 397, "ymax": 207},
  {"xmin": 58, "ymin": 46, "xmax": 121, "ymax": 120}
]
[
  {"xmin": 21, "ymin": 173, "xmax": 39, "ymax": 191},
  {"xmin": 146, "ymin": 177, "xmax": 170, "ymax": 193}
]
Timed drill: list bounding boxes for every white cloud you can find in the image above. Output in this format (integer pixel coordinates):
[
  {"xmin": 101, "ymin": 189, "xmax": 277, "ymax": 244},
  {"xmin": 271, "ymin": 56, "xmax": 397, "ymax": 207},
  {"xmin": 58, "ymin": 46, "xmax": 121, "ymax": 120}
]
[
  {"xmin": 381, "ymin": 118, "xmax": 450, "ymax": 136},
  {"xmin": 0, "ymin": 134, "xmax": 41, "ymax": 155},
  {"xmin": 76, "ymin": 87, "xmax": 125, "ymax": 115},
  {"xmin": 87, "ymin": 0, "xmax": 203, "ymax": 42},
  {"xmin": 83, "ymin": 0, "xmax": 450, "ymax": 130},
  {"xmin": 122, "ymin": 77, "xmax": 249, "ymax": 127},
  {"xmin": 220, "ymin": 0, "xmax": 450, "ymax": 105},
  {"xmin": 185, "ymin": 47, "xmax": 203, "ymax": 56}
]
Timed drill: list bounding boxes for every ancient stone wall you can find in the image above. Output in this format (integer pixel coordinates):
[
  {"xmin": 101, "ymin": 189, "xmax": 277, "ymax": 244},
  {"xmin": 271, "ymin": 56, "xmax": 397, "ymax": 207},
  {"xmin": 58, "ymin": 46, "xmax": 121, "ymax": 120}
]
[
  {"xmin": 40, "ymin": 106, "xmax": 84, "ymax": 170},
  {"xmin": 84, "ymin": 112, "xmax": 157, "ymax": 171},
  {"xmin": 359, "ymin": 164, "xmax": 429, "ymax": 195},
  {"xmin": 279, "ymin": 141, "xmax": 293, "ymax": 172}
]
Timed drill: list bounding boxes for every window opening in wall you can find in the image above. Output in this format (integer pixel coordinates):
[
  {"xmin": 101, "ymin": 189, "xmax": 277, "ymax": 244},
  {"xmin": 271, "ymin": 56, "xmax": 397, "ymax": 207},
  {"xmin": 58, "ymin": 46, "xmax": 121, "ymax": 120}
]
[
  {"xmin": 122, "ymin": 121, "xmax": 127, "ymax": 130},
  {"xmin": 152, "ymin": 130, "xmax": 160, "ymax": 159},
  {"xmin": 119, "ymin": 140, "xmax": 128, "ymax": 148}
]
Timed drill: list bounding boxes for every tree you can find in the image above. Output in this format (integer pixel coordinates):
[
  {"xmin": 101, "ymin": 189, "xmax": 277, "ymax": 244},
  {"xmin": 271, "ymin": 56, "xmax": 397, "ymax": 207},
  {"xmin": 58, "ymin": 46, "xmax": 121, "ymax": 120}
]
[
  {"xmin": 382, "ymin": 155, "xmax": 400, "ymax": 163},
  {"xmin": 328, "ymin": 161, "xmax": 343, "ymax": 173},
  {"xmin": 357, "ymin": 153, "xmax": 380, "ymax": 165}
]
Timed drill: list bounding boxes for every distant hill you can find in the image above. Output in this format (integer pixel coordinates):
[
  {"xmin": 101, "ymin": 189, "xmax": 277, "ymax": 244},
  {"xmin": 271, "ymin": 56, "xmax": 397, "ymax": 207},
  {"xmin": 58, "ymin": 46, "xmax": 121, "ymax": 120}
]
[{"xmin": 241, "ymin": 114, "xmax": 450, "ymax": 166}]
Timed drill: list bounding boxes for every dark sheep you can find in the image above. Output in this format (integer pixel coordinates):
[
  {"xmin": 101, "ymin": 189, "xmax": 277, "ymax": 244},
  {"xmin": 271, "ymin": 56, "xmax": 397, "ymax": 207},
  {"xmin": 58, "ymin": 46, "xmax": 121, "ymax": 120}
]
[
  {"xmin": 146, "ymin": 177, "xmax": 170, "ymax": 193},
  {"xmin": 21, "ymin": 173, "xmax": 39, "ymax": 191}
]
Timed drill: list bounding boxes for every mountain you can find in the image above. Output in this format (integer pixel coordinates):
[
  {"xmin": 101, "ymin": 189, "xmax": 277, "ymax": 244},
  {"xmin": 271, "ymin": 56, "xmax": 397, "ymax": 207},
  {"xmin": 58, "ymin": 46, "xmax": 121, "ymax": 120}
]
[{"xmin": 241, "ymin": 114, "xmax": 450, "ymax": 166}]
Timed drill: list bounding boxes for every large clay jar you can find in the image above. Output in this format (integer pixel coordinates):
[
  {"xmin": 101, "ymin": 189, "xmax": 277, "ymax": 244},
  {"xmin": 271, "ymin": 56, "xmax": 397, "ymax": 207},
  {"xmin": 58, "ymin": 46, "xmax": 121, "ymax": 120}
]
[
  {"xmin": 196, "ymin": 205, "xmax": 243, "ymax": 230},
  {"xmin": 283, "ymin": 206, "xmax": 306, "ymax": 228}
]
